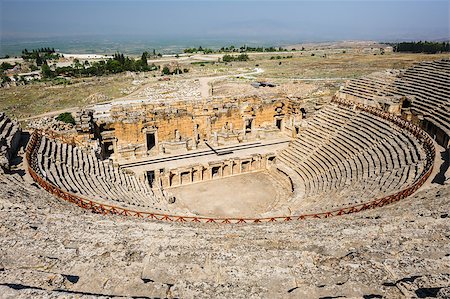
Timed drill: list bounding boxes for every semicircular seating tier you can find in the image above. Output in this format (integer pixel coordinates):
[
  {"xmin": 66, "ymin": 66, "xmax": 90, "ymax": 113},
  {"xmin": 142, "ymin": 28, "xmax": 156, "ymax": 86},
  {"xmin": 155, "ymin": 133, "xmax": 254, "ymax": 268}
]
[
  {"xmin": 338, "ymin": 59, "xmax": 450, "ymax": 146},
  {"xmin": 27, "ymin": 102, "xmax": 434, "ymax": 220},
  {"xmin": 274, "ymin": 102, "xmax": 430, "ymax": 215},
  {"xmin": 34, "ymin": 135, "xmax": 170, "ymax": 212}
]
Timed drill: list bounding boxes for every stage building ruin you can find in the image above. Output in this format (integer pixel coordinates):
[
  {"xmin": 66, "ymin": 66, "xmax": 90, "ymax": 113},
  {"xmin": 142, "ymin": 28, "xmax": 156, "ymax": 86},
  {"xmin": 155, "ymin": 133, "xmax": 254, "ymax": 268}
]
[
  {"xmin": 67, "ymin": 96, "xmax": 306, "ymax": 193},
  {"xmin": 96, "ymin": 97, "xmax": 303, "ymax": 160}
]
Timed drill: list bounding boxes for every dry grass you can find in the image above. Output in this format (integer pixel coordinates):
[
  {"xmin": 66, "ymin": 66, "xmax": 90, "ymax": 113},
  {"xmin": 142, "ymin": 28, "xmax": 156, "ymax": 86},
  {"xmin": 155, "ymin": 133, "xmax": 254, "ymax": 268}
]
[
  {"xmin": 239, "ymin": 52, "xmax": 450, "ymax": 79},
  {"xmin": 2, "ymin": 51, "xmax": 448, "ymax": 119},
  {"xmin": 0, "ymin": 74, "xmax": 135, "ymax": 118}
]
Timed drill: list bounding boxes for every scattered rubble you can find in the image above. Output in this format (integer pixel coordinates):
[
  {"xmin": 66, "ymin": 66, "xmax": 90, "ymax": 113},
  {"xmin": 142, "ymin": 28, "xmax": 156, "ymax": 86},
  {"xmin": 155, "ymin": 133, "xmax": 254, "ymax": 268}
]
[
  {"xmin": 137, "ymin": 79, "xmax": 201, "ymax": 101},
  {"xmin": 27, "ymin": 116, "xmax": 75, "ymax": 132},
  {"xmin": 83, "ymin": 93, "xmax": 110, "ymax": 104}
]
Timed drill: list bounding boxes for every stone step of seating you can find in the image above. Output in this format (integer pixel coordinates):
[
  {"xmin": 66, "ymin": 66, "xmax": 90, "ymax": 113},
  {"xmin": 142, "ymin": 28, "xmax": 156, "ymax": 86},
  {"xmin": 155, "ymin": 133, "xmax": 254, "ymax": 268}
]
[
  {"xmin": 395, "ymin": 82, "xmax": 449, "ymax": 105},
  {"xmin": 0, "ymin": 122, "xmax": 13, "ymax": 141}
]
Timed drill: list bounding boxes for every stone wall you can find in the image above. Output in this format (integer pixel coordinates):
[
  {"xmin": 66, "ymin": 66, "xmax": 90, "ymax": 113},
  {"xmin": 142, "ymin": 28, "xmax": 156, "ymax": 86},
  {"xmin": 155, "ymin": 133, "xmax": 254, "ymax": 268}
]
[
  {"xmin": 150, "ymin": 152, "xmax": 277, "ymax": 189},
  {"xmin": 108, "ymin": 96, "xmax": 303, "ymax": 161}
]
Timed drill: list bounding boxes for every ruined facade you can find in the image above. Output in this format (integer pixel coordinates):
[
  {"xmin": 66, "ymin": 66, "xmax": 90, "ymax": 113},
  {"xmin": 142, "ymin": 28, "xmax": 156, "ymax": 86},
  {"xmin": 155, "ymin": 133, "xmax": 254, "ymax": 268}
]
[{"xmin": 99, "ymin": 96, "xmax": 304, "ymax": 161}]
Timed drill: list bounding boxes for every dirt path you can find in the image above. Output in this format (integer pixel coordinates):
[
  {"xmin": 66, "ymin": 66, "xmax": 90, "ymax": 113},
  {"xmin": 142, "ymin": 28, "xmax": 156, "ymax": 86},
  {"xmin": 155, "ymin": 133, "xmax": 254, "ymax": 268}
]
[
  {"xmin": 19, "ymin": 106, "xmax": 82, "ymax": 121},
  {"xmin": 19, "ymin": 68, "xmax": 264, "ymax": 121},
  {"xmin": 288, "ymin": 77, "xmax": 351, "ymax": 81},
  {"xmin": 198, "ymin": 67, "xmax": 264, "ymax": 98}
]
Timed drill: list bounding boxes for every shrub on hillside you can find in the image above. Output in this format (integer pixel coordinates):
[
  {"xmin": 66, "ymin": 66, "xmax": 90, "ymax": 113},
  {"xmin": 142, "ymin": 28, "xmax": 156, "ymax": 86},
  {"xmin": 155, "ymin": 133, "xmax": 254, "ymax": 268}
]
[{"xmin": 56, "ymin": 112, "xmax": 75, "ymax": 125}]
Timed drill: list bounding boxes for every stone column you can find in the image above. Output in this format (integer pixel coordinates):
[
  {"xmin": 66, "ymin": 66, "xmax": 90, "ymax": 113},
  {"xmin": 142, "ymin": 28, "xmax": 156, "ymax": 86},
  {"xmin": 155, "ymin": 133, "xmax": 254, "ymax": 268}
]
[
  {"xmin": 193, "ymin": 124, "xmax": 199, "ymax": 149},
  {"xmin": 213, "ymin": 131, "xmax": 218, "ymax": 146}
]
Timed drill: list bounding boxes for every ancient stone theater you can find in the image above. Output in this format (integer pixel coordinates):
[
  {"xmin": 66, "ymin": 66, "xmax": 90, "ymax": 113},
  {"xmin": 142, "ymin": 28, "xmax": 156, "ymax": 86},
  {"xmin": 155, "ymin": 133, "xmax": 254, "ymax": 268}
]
[
  {"xmin": 23, "ymin": 60, "xmax": 450, "ymax": 221},
  {"xmin": 0, "ymin": 59, "xmax": 449, "ymax": 298}
]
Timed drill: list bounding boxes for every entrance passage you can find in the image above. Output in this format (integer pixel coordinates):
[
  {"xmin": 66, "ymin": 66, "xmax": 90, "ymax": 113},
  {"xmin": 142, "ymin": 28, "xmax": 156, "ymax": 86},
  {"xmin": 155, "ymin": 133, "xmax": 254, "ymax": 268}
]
[
  {"xmin": 276, "ymin": 119, "xmax": 282, "ymax": 130},
  {"xmin": 212, "ymin": 166, "xmax": 220, "ymax": 178},
  {"xmin": 103, "ymin": 141, "xmax": 114, "ymax": 158},
  {"xmin": 147, "ymin": 170, "xmax": 155, "ymax": 187},
  {"xmin": 146, "ymin": 133, "xmax": 156, "ymax": 151},
  {"xmin": 245, "ymin": 119, "xmax": 253, "ymax": 133}
]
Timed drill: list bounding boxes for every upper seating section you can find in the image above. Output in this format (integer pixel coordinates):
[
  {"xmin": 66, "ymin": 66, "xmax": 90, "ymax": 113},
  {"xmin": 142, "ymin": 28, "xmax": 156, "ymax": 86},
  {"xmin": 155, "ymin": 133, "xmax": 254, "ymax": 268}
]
[
  {"xmin": 396, "ymin": 60, "xmax": 450, "ymax": 139},
  {"xmin": 338, "ymin": 59, "xmax": 450, "ymax": 145},
  {"xmin": 0, "ymin": 112, "xmax": 21, "ymax": 170},
  {"xmin": 276, "ymin": 103, "xmax": 430, "ymax": 214},
  {"xmin": 33, "ymin": 135, "xmax": 169, "ymax": 212},
  {"xmin": 338, "ymin": 71, "xmax": 398, "ymax": 101}
]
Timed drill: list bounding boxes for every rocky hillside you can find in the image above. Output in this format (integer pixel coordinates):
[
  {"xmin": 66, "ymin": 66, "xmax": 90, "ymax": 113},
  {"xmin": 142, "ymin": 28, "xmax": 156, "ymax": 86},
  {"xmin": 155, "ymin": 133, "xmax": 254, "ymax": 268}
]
[{"xmin": 0, "ymin": 171, "xmax": 448, "ymax": 298}]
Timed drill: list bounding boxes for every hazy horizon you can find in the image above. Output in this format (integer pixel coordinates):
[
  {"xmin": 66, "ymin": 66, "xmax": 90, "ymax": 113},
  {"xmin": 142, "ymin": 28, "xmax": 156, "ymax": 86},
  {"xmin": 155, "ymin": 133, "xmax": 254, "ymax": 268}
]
[{"xmin": 1, "ymin": 0, "xmax": 449, "ymax": 55}]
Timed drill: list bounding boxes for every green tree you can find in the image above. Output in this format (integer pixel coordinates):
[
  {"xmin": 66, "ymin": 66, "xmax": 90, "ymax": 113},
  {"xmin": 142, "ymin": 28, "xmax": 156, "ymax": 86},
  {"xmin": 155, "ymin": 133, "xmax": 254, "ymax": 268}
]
[
  {"xmin": 162, "ymin": 66, "xmax": 171, "ymax": 75},
  {"xmin": 106, "ymin": 59, "xmax": 123, "ymax": 73},
  {"xmin": 222, "ymin": 54, "xmax": 233, "ymax": 62},
  {"xmin": 73, "ymin": 58, "xmax": 82, "ymax": 68},
  {"xmin": 2, "ymin": 75, "xmax": 11, "ymax": 83},
  {"xmin": 0, "ymin": 62, "xmax": 14, "ymax": 71},
  {"xmin": 141, "ymin": 52, "xmax": 148, "ymax": 66},
  {"xmin": 41, "ymin": 63, "xmax": 54, "ymax": 79},
  {"xmin": 56, "ymin": 112, "xmax": 75, "ymax": 125},
  {"xmin": 237, "ymin": 53, "xmax": 249, "ymax": 61},
  {"xmin": 36, "ymin": 53, "xmax": 43, "ymax": 66}
]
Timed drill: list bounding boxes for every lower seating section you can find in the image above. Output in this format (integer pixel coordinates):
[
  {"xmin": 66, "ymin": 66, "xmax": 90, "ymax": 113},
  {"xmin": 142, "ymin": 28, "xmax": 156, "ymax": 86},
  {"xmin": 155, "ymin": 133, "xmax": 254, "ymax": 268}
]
[
  {"xmin": 34, "ymin": 135, "xmax": 168, "ymax": 211},
  {"xmin": 0, "ymin": 112, "xmax": 21, "ymax": 170},
  {"xmin": 276, "ymin": 103, "xmax": 428, "ymax": 214}
]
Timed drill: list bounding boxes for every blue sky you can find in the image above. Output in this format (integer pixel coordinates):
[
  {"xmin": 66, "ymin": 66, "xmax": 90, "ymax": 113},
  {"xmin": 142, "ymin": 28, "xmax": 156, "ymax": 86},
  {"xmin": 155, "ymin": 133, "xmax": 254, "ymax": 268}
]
[{"xmin": 1, "ymin": 0, "xmax": 449, "ymax": 42}]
